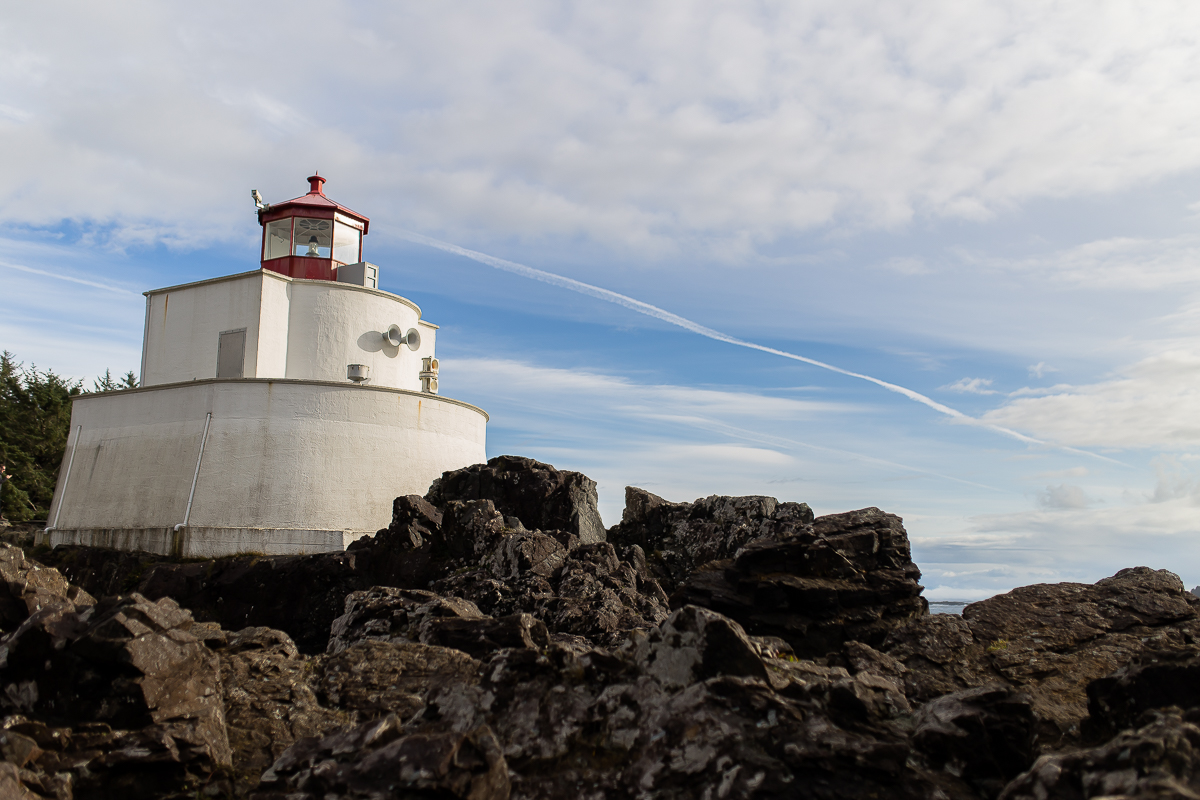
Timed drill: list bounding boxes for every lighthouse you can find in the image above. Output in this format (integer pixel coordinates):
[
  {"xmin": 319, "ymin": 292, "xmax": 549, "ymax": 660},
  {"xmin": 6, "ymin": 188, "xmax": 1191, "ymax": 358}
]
[{"xmin": 41, "ymin": 176, "xmax": 488, "ymax": 557}]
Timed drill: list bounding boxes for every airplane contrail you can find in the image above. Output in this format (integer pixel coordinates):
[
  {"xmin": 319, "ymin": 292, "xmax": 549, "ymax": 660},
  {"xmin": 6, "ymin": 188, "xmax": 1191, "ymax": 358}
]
[
  {"xmin": 398, "ymin": 230, "xmax": 1123, "ymax": 466},
  {"xmin": 1, "ymin": 261, "xmax": 135, "ymax": 295}
]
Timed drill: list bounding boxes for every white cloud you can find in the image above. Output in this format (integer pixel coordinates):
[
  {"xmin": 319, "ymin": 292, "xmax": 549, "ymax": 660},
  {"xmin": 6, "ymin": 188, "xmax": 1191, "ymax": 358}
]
[
  {"xmin": 1037, "ymin": 483, "xmax": 1095, "ymax": 509},
  {"xmin": 964, "ymin": 236, "xmax": 1200, "ymax": 291},
  {"xmin": 913, "ymin": 491, "xmax": 1200, "ymax": 598},
  {"xmin": 3, "ymin": 2, "xmax": 1200, "ymax": 253},
  {"xmin": 940, "ymin": 377, "xmax": 999, "ymax": 395},
  {"xmin": 1148, "ymin": 455, "xmax": 1200, "ymax": 504},
  {"xmin": 983, "ymin": 350, "xmax": 1200, "ymax": 449},
  {"xmin": 1028, "ymin": 362, "xmax": 1058, "ymax": 379}
]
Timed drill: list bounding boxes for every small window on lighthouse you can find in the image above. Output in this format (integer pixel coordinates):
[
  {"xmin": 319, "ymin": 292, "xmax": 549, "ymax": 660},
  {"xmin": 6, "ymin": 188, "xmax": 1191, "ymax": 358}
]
[
  {"xmin": 263, "ymin": 219, "xmax": 292, "ymax": 260},
  {"xmin": 294, "ymin": 218, "xmax": 332, "ymax": 258},
  {"xmin": 332, "ymin": 220, "xmax": 361, "ymax": 265}
]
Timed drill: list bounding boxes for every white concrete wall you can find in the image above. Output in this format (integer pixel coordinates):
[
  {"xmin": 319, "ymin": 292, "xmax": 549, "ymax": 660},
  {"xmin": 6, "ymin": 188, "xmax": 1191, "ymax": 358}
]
[
  {"xmin": 256, "ymin": 275, "xmax": 291, "ymax": 378},
  {"xmin": 45, "ymin": 379, "xmax": 487, "ymax": 555},
  {"xmin": 142, "ymin": 272, "xmax": 265, "ymax": 386},
  {"xmin": 140, "ymin": 271, "xmax": 436, "ymax": 391},
  {"xmin": 283, "ymin": 280, "xmax": 433, "ymax": 391}
]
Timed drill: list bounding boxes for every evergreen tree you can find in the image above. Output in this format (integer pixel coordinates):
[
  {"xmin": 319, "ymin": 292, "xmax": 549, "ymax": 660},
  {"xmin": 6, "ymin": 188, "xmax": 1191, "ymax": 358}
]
[
  {"xmin": 92, "ymin": 369, "xmax": 118, "ymax": 392},
  {"xmin": 90, "ymin": 369, "xmax": 140, "ymax": 393},
  {"xmin": 0, "ymin": 353, "xmax": 139, "ymax": 522},
  {"xmin": 0, "ymin": 352, "xmax": 82, "ymax": 521}
]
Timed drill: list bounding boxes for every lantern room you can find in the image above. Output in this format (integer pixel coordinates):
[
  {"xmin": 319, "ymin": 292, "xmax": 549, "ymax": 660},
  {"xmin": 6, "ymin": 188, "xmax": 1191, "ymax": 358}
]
[{"xmin": 257, "ymin": 174, "xmax": 370, "ymax": 281}]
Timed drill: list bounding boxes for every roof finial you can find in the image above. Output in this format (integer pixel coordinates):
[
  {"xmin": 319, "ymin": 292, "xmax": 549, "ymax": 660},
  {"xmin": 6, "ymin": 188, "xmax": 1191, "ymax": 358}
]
[{"xmin": 307, "ymin": 172, "xmax": 326, "ymax": 195}]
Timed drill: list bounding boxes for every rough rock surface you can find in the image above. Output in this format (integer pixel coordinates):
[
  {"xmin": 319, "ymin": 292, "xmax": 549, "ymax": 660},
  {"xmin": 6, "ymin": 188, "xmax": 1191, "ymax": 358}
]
[
  {"xmin": 429, "ymin": 539, "xmax": 671, "ymax": 648},
  {"xmin": 0, "ymin": 551, "xmax": 234, "ymax": 798},
  {"xmin": 674, "ymin": 506, "xmax": 928, "ymax": 657},
  {"xmin": 415, "ymin": 604, "xmax": 976, "ymax": 799},
  {"xmin": 608, "ymin": 487, "xmax": 815, "ymax": 593},
  {"xmin": 427, "ymin": 455, "xmax": 606, "ymax": 544},
  {"xmin": 0, "ymin": 545, "xmax": 93, "ymax": 632},
  {"xmin": 1000, "ymin": 708, "xmax": 1200, "ymax": 799},
  {"xmin": 1087, "ymin": 648, "xmax": 1200, "ymax": 739},
  {"xmin": 212, "ymin": 627, "xmax": 351, "ymax": 794},
  {"xmin": 880, "ymin": 566, "xmax": 1200, "ymax": 747},
  {"xmin": 326, "ymin": 586, "xmax": 486, "ymax": 654},
  {"xmin": 910, "ymin": 686, "xmax": 1038, "ymax": 798},
  {"xmin": 312, "ymin": 640, "xmax": 479, "ymax": 722},
  {"xmin": 254, "ymin": 714, "xmax": 511, "ymax": 800},
  {"xmin": 14, "ymin": 460, "xmax": 1200, "ymax": 799}
]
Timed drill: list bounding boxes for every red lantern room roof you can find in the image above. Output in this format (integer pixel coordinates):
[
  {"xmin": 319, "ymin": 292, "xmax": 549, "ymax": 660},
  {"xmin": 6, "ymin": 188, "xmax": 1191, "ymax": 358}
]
[
  {"xmin": 258, "ymin": 173, "xmax": 370, "ymax": 233},
  {"xmin": 258, "ymin": 174, "xmax": 372, "ymax": 282}
]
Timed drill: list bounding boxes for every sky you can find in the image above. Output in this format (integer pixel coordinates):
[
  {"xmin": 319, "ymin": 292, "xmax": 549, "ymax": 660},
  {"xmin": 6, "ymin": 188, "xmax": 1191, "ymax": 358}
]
[{"xmin": 3, "ymin": 2, "xmax": 1200, "ymax": 600}]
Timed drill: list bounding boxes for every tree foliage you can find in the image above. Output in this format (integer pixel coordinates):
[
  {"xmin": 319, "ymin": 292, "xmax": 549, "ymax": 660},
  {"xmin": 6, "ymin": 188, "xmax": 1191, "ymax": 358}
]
[
  {"xmin": 0, "ymin": 353, "xmax": 139, "ymax": 522},
  {"xmin": 92, "ymin": 369, "xmax": 139, "ymax": 392},
  {"xmin": 0, "ymin": 352, "xmax": 82, "ymax": 521}
]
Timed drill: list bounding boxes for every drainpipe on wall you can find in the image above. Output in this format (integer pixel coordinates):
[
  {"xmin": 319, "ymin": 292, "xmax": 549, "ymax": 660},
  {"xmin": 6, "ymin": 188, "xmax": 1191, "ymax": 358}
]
[{"xmin": 173, "ymin": 412, "xmax": 212, "ymax": 555}]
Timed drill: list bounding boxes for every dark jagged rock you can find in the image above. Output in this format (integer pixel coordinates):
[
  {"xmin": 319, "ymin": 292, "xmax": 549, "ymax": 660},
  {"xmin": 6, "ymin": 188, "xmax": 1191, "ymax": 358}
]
[
  {"xmin": 673, "ymin": 506, "xmax": 927, "ymax": 657},
  {"xmin": 0, "ymin": 545, "xmax": 94, "ymax": 634},
  {"xmin": 0, "ymin": 593, "xmax": 230, "ymax": 762},
  {"xmin": 22, "ymin": 458, "xmax": 1200, "ymax": 800},
  {"xmin": 29, "ymin": 543, "xmax": 161, "ymax": 603},
  {"xmin": 1000, "ymin": 708, "xmax": 1200, "ymax": 800},
  {"xmin": 435, "ymin": 498, "xmax": 515, "ymax": 560},
  {"xmin": 1087, "ymin": 648, "xmax": 1200, "ymax": 740},
  {"xmin": 880, "ymin": 566, "xmax": 1200, "ymax": 749},
  {"xmin": 910, "ymin": 686, "xmax": 1039, "ymax": 799},
  {"xmin": 415, "ymin": 605, "xmax": 974, "ymax": 800},
  {"xmin": 624, "ymin": 604, "xmax": 770, "ymax": 689},
  {"xmin": 327, "ymin": 586, "xmax": 486, "ymax": 654},
  {"xmin": 489, "ymin": 530, "xmax": 567, "ymax": 580},
  {"xmin": 0, "ymin": 592, "xmax": 231, "ymax": 797},
  {"xmin": 426, "ymin": 455, "xmax": 605, "ymax": 544},
  {"xmin": 41, "ymin": 546, "xmax": 374, "ymax": 655},
  {"xmin": 254, "ymin": 714, "xmax": 510, "ymax": 800},
  {"xmin": 213, "ymin": 627, "xmax": 351, "ymax": 795},
  {"xmin": 608, "ymin": 487, "xmax": 815, "ymax": 592},
  {"xmin": 432, "ymin": 540, "xmax": 670, "ymax": 648},
  {"xmin": 313, "ymin": 640, "xmax": 479, "ymax": 723},
  {"xmin": 881, "ymin": 613, "xmax": 997, "ymax": 702},
  {"xmin": 374, "ymin": 493, "xmax": 443, "ymax": 550},
  {"xmin": 962, "ymin": 566, "xmax": 1198, "ymax": 746},
  {"xmin": 422, "ymin": 613, "xmax": 551, "ymax": 658},
  {"xmin": 327, "ymin": 586, "xmax": 551, "ymax": 660}
]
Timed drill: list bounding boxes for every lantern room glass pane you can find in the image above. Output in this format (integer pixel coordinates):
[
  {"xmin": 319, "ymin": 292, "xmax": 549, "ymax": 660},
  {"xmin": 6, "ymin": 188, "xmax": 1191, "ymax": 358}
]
[
  {"xmin": 332, "ymin": 221, "xmax": 361, "ymax": 265},
  {"xmin": 263, "ymin": 219, "xmax": 292, "ymax": 260},
  {"xmin": 294, "ymin": 218, "xmax": 332, "ymax": 258}
]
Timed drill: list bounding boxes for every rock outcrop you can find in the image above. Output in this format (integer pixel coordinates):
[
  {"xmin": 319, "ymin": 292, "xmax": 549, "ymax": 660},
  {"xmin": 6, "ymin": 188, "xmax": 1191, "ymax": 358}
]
[
  {"xmin": 11, "ymin": 457, "xmax": 1200, "ymax": 799},
  {"xmin": 426, "ymin": 455, "xmax": 606, "ymax": 544},
  {"xmin": 1000, "ymin": 708, "xmax": 1200, "ymax": 799},
  {"xmin": 0, "ymin": 544, "xmax": 232, "ymax": 798},
  {"xmin": 879, "ymin": 565, "xmax": 1200, "ymax": 748},
  {"xmin": 674, "ymin": 506, "xmax": 928, "ymax": 657},
  {"xmin": 608, "ymin": 487, "xmax": 815, "ymax": 593}
]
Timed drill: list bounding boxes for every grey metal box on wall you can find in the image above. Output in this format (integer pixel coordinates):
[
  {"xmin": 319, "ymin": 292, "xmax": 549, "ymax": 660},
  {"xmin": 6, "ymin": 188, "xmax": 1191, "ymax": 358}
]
[
  {"xmin": 216, "ymin": 329, "xmax": 246, "ymax": 378},
  {"xmin": 336, "ymin": 262, "xmax": 378, "ymax": 289}
]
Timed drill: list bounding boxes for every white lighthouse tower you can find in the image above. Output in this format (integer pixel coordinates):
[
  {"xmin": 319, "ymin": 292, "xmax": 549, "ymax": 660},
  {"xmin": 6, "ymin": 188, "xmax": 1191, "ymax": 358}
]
[{"xmin": 41, "ymin": 176, "xmax": 488, "ymax": 557}]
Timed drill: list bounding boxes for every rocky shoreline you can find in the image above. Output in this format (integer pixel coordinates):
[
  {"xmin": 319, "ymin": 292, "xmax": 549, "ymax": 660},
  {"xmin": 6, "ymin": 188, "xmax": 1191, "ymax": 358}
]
[{"xmin": 3, "ymin": 455, "xmax": 1200, "ymax": 798}]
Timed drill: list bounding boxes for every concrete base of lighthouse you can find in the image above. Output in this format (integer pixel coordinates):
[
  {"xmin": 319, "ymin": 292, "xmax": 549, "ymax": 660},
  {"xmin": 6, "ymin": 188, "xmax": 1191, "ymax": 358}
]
[{"xmin": 40, "ymin": 378, "xmax": 487, "ymax": 558}]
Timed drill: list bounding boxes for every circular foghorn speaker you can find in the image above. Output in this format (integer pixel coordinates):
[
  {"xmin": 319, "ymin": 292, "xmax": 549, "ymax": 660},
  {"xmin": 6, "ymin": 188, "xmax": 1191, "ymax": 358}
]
[
  {"xmin": 404, "ymin": 328, "xmax": 421, "ymax": 351},
  {"xmin": 383, "ymin": 324, "xmax": 403, "ymax": 347}
]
